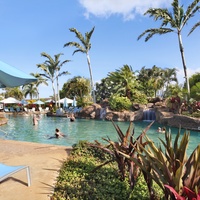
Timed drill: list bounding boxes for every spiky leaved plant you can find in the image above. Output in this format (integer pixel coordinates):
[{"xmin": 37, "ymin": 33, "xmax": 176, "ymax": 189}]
[
  {"xmin": 89, "ymin": 120, "xmax": 151, "ymax": 190},
  {"xmin": 119, "ymin": 127, "xmax": 200, "ymax": 200}
]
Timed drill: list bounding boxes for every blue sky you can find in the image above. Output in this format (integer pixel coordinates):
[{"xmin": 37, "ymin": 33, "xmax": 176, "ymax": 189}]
[{"xmin": 0, "ymin": 0, "xmax": 199, "ymax": 98}]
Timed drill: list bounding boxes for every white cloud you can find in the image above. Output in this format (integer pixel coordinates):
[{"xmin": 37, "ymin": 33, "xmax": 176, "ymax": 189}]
[
  {"xmin": 176, "ymin": 67, "xmax": 200, "ymax": 85},
  {"xmin": 79, "ymin": 0, "xmax": 172, "ymax": 20}
]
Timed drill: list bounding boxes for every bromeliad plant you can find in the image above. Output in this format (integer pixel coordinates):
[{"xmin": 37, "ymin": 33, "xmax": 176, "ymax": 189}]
[
  {"xmin": 89, "ymin": 120, "xmax": 151, "ymax": 190},
  {"xmin": 119, "ymin": 127, "xmax": 200, "ymax": 200}
]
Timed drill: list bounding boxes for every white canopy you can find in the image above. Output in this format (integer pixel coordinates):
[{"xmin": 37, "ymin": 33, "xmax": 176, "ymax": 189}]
[
  {"xmin": 0, "ymin": 97, "xmax": 21, "ymax": 104},
  {"xmin": 59, "ymin": 97, "xmax": 73, "ymax": 104}
]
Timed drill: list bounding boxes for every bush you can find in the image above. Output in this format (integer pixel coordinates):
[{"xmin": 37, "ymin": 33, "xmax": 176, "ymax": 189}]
[
  {"xmin": 109, "ymin": 95, "xmax": 132, "ymax": 111},
  {"xmin": 51, "ymin": 141, "xmax": 163, "ymax": 200}
]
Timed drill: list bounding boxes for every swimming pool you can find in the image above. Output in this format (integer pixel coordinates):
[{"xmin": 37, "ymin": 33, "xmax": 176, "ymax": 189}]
[{"xmin": 0, "ymin": 114, "xmax": 199, "ymax": 154}]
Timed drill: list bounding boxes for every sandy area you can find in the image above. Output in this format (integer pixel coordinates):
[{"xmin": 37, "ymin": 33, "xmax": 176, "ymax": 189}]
[{"xmin": 0, "ymin": 139, "xmax": 72, "ymax": 200}]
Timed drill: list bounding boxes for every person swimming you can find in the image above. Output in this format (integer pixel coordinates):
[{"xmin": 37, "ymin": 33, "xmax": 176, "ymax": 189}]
[
  {"xmin": 157, "ymin": 127, "xmax": 166, "ymax": 133},
  {"xmin": 55, "ymin": 128, "xmax": 65, "ymax": 138},
  {"xmin": 48, "ymin": 128, "xmax": 66, "ymax": 139}
]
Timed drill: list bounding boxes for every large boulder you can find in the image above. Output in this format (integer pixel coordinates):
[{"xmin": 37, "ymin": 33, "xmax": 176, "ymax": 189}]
[{"xmin": 77, "ymin": 104, "xmax": 102, "ymax": 119}]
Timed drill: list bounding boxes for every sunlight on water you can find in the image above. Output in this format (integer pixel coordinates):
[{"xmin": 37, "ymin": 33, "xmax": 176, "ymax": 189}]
[{"xmin": 0, "ymin": 114, "xmax": 199, "ymax": 155}]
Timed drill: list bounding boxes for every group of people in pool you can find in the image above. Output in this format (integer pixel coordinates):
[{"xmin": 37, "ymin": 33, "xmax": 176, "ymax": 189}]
[{"xmin": 32, "ymin": 113, "xmax": 76, "ymax": 139}]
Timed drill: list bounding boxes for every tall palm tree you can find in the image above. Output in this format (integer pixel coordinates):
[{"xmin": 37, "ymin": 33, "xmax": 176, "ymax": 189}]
[
  {"xmin": 37, "ymin": 52, "xmax": 70, "ymax": 107},
  {"xmin": 64, "ymin": 27, "xmax": 96, "ymax": 103},
  {"xmin": 107, "ymin": 65, "xmax": 136, "ymax": 99},
  {"xmin": 30, "ymin": 73, "xmax": 48, "ymax": 99},
  {"xmin": 138, "ymin": 0, "xmax": 200, "ymax": 97}
]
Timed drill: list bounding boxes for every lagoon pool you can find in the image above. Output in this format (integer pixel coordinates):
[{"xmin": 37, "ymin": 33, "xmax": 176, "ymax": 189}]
[{"xmin": 0, "ymin": 114, "xmax": 199, "ymax": 154}]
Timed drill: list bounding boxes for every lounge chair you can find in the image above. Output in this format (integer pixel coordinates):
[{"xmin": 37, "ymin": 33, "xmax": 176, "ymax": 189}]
[
  {"xmin": 0, "ymin": 163, "xmax": 31, "ymax": 187},
  {"xmin": 4, "ymin": 107, "xmax": 9, "ymax": 112},
  {"xmin": 9, "ymin": 107, "xmax": 15, "ymax": 112}
]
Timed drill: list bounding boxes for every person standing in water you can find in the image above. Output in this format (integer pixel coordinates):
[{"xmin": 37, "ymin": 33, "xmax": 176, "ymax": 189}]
[{"xmin": 33, "ymin": 114, "xmax": 40, "ymax": 125}]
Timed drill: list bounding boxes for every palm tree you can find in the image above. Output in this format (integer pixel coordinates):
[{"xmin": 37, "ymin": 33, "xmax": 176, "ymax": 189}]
[
  {"xmin": 107, "ymin": 65, "xmax": 136, "ymax": 99},
  {"xmin": 4, "ymin": 87, "xmax": 23, "ymax": 99},
  {"xmin": 37, "ymin": 52, "xmax": 70, "ymax": 107},
  {"xmin": 148, "ymin": 65, "xmax": 164, "ymax": 97},
  {"xmin": 23, "ymin": 83, "xmax": 38, "ymax": 100},
  {"xmin": 162, "ymin": 68, "xmax": 178, "ymax": 97},
  {"xmin": 30, "ymin": 73, "xmax": 48, "ymax": 99},
  {"xmin": 138, "ymin": 0, "xmax": 200, "ymax": 97},
  {"xmin": 64, "ymin": 27, "xmax": 96, "ymax": 103}
]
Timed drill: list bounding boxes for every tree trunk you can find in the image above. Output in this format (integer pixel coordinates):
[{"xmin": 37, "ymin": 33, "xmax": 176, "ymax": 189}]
[
  {"xmin": 86, "ymin": 53, "xmax": 96, "ymax": 103},
  {"xmin": 178, "ymin": 33, "xmax": 190, "ymax": 97},
  {"xmin": 52, "ymin": 80, "xmax": 57, "ymax": 107},
  {"xmin": 56, "ymin": 70, "xmax": 60, "ymax": 108}
]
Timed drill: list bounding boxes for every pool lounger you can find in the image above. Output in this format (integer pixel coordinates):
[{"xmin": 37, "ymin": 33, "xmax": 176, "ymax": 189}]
[{"xmin": 0, "ymin": 163, "xmax": 31, "ymax": 186}]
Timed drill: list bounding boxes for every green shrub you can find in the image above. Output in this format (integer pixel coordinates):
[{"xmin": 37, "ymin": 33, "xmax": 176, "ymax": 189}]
[
  {"xmin": 109, "ymin": 95, "xmax": 132, "ymax": 111},
  {"xmin": 51, "ymin": 141, "xmax": 163, "ymax": 200}
]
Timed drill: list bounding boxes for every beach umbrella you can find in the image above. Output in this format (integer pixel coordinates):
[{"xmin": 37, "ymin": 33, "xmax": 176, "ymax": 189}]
[
  {"xmin": 45, "ymin": 99, "xmax": 55, "ymax": 103},
  {"xmin": 63, "ymin": 97, "xmax": 68, "ymax": 109},
  {"xmin": 0, "ymin": 60, "xmax": 37, "ymax": 88},
  {"xmin": 59, "ymin": 97, "xmax": 73, "ymax": 104},
  {"xmin": 33, "ymin": 100, "xmax": 44, "ymax": 105},
  {"xmin": 21, "ymin": 99, "xmax": 28, "ymax": 105},
  {"xmin": 72, "ymin": 97, "xmax": 77, "ymax": 107},
  {"xmin": 0, "ymin": 97, "xmax": 21, "ymax": 104}
]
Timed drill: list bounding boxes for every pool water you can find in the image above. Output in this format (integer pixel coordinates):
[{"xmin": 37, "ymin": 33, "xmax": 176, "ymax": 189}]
[{"xmin": 0, "ymin": 114, "xmax": 199, "ymax": 155}]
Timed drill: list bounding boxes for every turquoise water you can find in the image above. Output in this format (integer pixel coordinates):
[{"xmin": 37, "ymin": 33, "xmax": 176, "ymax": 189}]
[{"xmin": 0, "ymin": 114, "xmax": 199, "ymax": 154}]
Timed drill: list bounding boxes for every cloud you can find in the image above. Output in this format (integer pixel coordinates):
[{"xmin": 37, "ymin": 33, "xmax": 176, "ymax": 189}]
[
  {"xmin": 176, "ymin": 67, "xmax": 200, "ymax": 85},
  {"xmin": 79, "ymin": 0, "xmax": 172, "ymax": 20}
]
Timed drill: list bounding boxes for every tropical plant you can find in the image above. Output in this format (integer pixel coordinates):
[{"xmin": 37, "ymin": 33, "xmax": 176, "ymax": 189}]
[
  {"xmin": 52, "ymin": 140, "xmax": 163, "ymax": 200},
  {"xmin": 148, "ymin": 65, "xmax": 164, "ymax": 97},
  {"xmin": 189, "ymin": 73, "xmax": 200, "ymax": 100},
  {"xmin": 89, "ymin": 121, "xmax": 151, "ymax": 191},
  {"xmin": 136, "ymin": 66, "xmax": 155, "ymax": 97},
  {"xmin": 60, "ymin": 76, "xmax": 91, "ymax": 107},
  {"xmin": 107, "ymin": 65, "xmax": 136, "ymax": 100},
  {"xmin": 138, "ymin": 0, "xmax": 200, "ymax": 97},
  {"xmin": 119, "ymin": 127, "xmax": 200, "ymax": 200},
  {"xmin": 30, "ymin": 72, "xmax": 48, "ymax": 99},
  {"xmin": 64, "ymin": 27, "xmax": 96, "ymax": 103},
  {"xmin": 109, "ymin": 94, "xmax": 132, "ymax": 111},
  {"xmin": 23, "ymin": 83, "xmax": 38, "ymax": 100},
  {"xmin": 95, "ymin": 77, "xmax": 113, "ymax": 103},
  {"xmin": 162, "ymin": 68, "xmax": 178, "ymax": 98},
  {"xmin": 37, "ymin": 52, "xmax": 70, "ymax": 107},
  {"xmin": 3, "ymin": 87, "xmax": 23, "ymax": 99}
]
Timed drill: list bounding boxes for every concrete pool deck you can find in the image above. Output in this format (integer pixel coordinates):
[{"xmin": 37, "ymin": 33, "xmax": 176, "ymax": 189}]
[{"xmin": 0, "ymin": 139, "xmax": 72, "ymax": 200}]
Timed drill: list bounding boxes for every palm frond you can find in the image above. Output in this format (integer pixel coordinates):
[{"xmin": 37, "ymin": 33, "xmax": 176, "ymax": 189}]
[
  {"xmin": 188, "ymin": 21, "xmax": 200, "ymax": 35},
  {"xmin": 138, "ymin": 28, "xmax": 174, "ymax": 41},
  {"xmin": 69, "ymin": 28, "xmax": 85, "ymax": 45}
]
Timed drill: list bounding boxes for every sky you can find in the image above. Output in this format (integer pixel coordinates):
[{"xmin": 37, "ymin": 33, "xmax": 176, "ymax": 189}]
[{"xmin": 0, "ymin": 0, "xmax": 199, "ymax": 98}]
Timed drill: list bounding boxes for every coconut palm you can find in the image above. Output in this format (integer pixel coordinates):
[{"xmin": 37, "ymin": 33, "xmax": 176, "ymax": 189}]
[
  {"xmin": 148, "ymin": 65, "xmax": 164, "ymax": 97},
  {"xmin": 107, "ymin": 65, "xmax": 136, "ymax": 99},
  {"xmin": 138, "ymin": 0, "xmax": 200, "ymax": 97},
  {"xmin": 162, "ymin": 68, "xmax": 178, "ymax": 97},
  {"xmin": 23, "ymin": 83, "xmax": 38, "ymax": 100},
  {"xmin": 4, "ymin": 87, "xmax": 23, "ymax": 99},
  {"xmin": 30, "ymin": 73, "xmax": 48, "ymax": 99},
  {"xmin": 64, "ymin": 27, "xmax": 96, "ymax": 103},
  {"xmin": 37, "ymin": 52, "xmax": 70, "ymax": 107}
]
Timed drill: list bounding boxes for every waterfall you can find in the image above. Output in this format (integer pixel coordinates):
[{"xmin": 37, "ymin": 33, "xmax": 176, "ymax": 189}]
[
  {"xmin": 143, "ymin": 109, "xmax": 156, "ymax": 121},
  {"xmin": 100, "ymin": 108, "xmax": 106, "ymax": 119}
]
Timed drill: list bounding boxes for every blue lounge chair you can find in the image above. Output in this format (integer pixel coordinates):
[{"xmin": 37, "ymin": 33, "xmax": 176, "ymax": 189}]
[
  {"xmin": 4, "ymin": 107, "xmax": 9, "ymax": 112},
  {"xmin": 0, "ymin": 163, "xmax": 31, "ymax": 186},
  {"xmin": 9, "ymin": 107, "xmax": 15, "ymax": 112}
]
